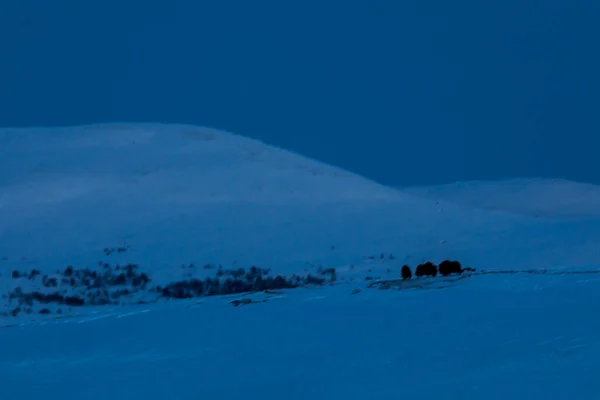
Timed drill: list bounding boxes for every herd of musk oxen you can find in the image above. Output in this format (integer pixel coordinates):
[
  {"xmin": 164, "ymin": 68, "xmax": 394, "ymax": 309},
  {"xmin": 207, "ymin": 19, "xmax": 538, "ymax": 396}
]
[{"xmin": 401, "ymin": 260, "xmax": 475, "ymax": 280}]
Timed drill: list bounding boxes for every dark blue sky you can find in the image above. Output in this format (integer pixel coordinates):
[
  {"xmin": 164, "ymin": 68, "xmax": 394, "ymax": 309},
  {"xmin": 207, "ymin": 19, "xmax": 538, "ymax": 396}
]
[{"xmin": 1, "ymin": 0, "xmax": 598, "ymax": 186}]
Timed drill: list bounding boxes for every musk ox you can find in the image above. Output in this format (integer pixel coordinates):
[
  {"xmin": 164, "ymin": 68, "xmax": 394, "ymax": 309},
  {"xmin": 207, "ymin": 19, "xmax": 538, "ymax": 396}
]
[
  {"xmin": 415, "ymin": 262, "xmax": 437, "ymax": 277},
  {"xmin": 401, "ymin": 265, "xmax": 412, "ymax": 280}
]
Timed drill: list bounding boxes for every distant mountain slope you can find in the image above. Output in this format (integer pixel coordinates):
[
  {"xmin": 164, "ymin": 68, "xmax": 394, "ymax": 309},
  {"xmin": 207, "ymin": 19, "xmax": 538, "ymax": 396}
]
[
  {"xmin": 400, "ymin": 178, "xmax": 600, "ymax": 220},
  {"xmin": 1, "ymin": 124, "xmax": 599, "ymax": 280}
]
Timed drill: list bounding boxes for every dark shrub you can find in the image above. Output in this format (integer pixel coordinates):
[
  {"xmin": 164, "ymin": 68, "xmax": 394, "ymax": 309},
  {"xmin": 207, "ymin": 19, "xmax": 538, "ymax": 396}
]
[
  {"xmin": 162, "ymin": 282, "xmax": 189, "ymax": 299},
  {"xmin": 124, "ymin": 264, "xmax": 138, "ymax": 278},
  {"xmin": 231, "ymin": 268, "xmax": 246, "ymax": 279},
  {"xmin": 317, "ymin": 267, "xmax": 337, "ymax": 282},
  {"xmin": 88, "ymin": 292, "xmax": 111, "ymax": 306},
  {"xmin": 90, "ymin": 277, "xmax": 103, "ymax": 289},
  {"xmin": 64, "ymin": 296, "xmax": 85, "ymax": 306},
  {"xmin": 230, "ymin": 279, "xmax": 251, "ymax": 294},
  {"xmin": 204, "ymin": 278, "xmax": 221, "ymax": 295},
  {"xmin": 29, "ymin": 269, "xmax": 41, "ymax": 279},
  {"xmin": 30, "ymin": 292, "xmax": 46, "ymax": 303},
  {"xmin": 231, "ymin": 299, "xmax": 252, "ymax": 307},
  {"xmin": 306, "ymin": 274, "xmax": 326, "ymax": 285},
  {"xmin": 44, "ymin": 292, "xmax": 65, "ymax": 303},
  {"xmin": 22, "ymin": 291, "xmax": 64, "ymax": 304},
  {"xmin": 252, "ymin": 276, "xmax": 266, "ymax": 291},
  {"xmin": 114, "ymin": 273, "xmax": 127, "ymax": 285},
  {"xmin": 273, "ymin": 276, "xmax": 290, "ymax": 289},
  {"xmin": 43, "ymin": 277, "xmax": 58, "ymax": 288},
  {"xmin": 246, "ymin": 266, "xmax": 262, "ymax": 280},
  {"xmin": 187, "ymin": 279, "xmax": 204, "ymax": 296},
  {"xmin": 111, "ymin": 289, "xmax": 131, "ymax": 300},
  {"xmin": 132, "ymin": 273, "xmax": 150, "ymax": 288}
]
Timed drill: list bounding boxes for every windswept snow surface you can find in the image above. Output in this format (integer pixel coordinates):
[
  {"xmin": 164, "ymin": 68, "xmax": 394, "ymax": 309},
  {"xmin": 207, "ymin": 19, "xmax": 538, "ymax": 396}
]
[
  {"xmin": 2, "ymin": 272, "xmax": 600, "ymax": 400},
  {"xmin": 1, "ymin": 124, "xmax": 600, "ymax": 399}
]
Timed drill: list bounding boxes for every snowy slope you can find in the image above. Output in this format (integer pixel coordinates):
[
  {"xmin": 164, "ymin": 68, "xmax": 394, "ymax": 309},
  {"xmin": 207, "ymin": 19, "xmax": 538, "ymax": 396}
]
[
  {"xmin": 1, "ymin": 124, "xmax": 600, "ymax": 399},
  {"xmin": 1, "ymin": 123, "xmax": 599, "ymax": 279},
  {"xmin": 400, "ymin": 178, "xmax": 600, "ymax": 220}
]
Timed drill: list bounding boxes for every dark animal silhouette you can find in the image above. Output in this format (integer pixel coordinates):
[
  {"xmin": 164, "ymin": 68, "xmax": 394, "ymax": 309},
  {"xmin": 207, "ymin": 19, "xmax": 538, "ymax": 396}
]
[
  {"xmin": 439, "ymin": 260, "xmax": 463, "ymax": 276},
  {"xmin": 401, "ymin": 265, "xmax": 412, "ymax": 280},
  {"xmin": 415, "ymin": 262, "xmax": 437, "ymax": 277}
]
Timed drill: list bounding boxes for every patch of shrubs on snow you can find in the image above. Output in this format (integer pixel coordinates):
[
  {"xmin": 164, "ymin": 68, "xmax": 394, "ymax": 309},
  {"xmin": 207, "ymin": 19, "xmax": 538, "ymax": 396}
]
[
  {"xmin": 363, "ymin": 253, "xmax": 396, "ymax": 261},
  {"xmin": 7, "ymin": 287, "xmax": 85, "ymax": 316},
  {"xmin": 159, "ymin": 265, "xmax": 335, "ymax": 299},
  {"xmin": 4, "ymin": 263, "xmax": 152, "ymax": 316},
  {"xmin": 4, "ymin": 263, "xmax": 337, "ymax": 316},
  {"xmin": 11, "ymin": 269, "xmax": 41, "ymax": 280},
  {"xmin": 103, "ymin": 246, "xmax": 128, "ymax": 256}
]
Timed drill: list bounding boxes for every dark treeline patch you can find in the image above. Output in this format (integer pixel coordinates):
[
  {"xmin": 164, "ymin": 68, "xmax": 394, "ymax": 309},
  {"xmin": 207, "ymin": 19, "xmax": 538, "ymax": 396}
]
[
  {"xmin": 3, "ymin": 262, "xmax": 338, "ymax": 317},
  {"xmin": 3, "ymin": 262, "xmax": 154, "ymax": 316},
  {"xmin": 64, "ymin": 296, "xmax": 85, "ymax": 306},
  {"xmin": 11, "ymin": 269, "xmax": 42, "ymax": 280},
  {"xmin": 160, "ymin": 265, "xmax": 335, "ymax": 300},
  {"xmin": 61, "ymin": 264, "xmax": 151, "ymax": 289},
  {"xmin": 7, "ymin": 288, "xmax": 85, "ymax": 308}
]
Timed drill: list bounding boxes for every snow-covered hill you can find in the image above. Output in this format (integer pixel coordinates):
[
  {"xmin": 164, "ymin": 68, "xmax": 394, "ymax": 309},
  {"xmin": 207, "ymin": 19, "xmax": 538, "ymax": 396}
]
[
  {"xmin": 1, "ymin": 124, "xmax": 599, "ymax": 278},
  {"xmin": 1, "ymin": 123, "xmax": 600, "ymax": 399},
  {"xmin": 401, "ymin": 178, "xmax": 600, "ymax": 220}
]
